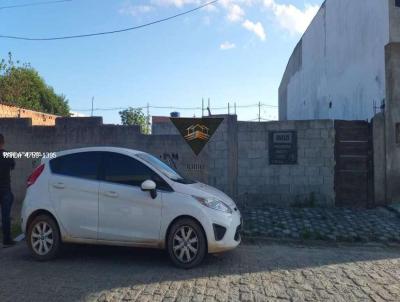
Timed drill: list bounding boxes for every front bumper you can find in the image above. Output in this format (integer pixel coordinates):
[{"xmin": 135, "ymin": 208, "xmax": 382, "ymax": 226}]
[{"xmin": 206, "ymin": 210, "xmax": 242, "ymax": 253}]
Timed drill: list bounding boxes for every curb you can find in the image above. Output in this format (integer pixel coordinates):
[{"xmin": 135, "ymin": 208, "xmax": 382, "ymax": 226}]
[
  {"xmin": 386, "ymin": 204, "xmax": 400, "ymax": 219},
  {"xmin": 242, "ymin": 235, "xmax": 400, "ymax": 249}
]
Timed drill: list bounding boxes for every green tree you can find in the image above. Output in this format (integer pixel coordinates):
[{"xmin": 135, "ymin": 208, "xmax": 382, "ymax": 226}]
[
  {"xmin": 0, "ymin": 52, "xmax": 70, "ymax": 116},
  {"xmin": 119, "ymin": 107, "xmax": 149, "ymax": 134}
]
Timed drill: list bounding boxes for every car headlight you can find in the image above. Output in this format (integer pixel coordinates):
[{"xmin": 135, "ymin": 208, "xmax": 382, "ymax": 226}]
[{"xmin": 192, "ymin": 196, "xmax": 232, "ymax": 214}]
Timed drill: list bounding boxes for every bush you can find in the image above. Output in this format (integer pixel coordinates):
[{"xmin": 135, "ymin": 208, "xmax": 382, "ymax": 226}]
[{"xmin": 0, "ymin": 52, "xmax": 69, "ymax": 116}]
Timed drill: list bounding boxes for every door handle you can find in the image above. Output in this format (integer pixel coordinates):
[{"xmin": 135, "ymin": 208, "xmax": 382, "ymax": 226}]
[
  {"xmin": 52, "ymin": 182, "xmax": 65, "ymax": 189},
  {"xmin": 103, "ymin": 191, "xmax": 119, "ymax": 198}
]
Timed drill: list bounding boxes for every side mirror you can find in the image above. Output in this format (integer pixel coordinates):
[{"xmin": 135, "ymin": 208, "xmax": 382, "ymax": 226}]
[{"xmin": 141, "ymin": 180, "xmax": 157, "ymax": 199}]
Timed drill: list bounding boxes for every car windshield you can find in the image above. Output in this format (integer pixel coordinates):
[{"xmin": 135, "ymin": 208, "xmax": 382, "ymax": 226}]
[{"xmin": 136, "ymin": 153, "xmax": 196, "ymax": 184}]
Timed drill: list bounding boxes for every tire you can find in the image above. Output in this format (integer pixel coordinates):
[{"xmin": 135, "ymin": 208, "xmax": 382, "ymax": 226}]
[
  {"xmin": 167, "ymin": 218, "xmax": 207, "ymax": 269},
  {"xmin": 27, "ymin": 214, "xmax": 61, "ymax": 261}
]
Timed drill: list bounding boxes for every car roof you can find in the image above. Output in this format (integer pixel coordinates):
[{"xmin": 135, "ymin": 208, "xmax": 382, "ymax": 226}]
[{"xmin": 54, "ymin": 146, "xmax": 144, "ymax": 157}]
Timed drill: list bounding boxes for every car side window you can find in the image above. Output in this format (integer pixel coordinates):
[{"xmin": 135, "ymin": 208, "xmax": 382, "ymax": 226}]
[
  {"xmin": 50, "ymin": 152, "xmax": 101, "ymax": 180},
  {"xmin": 102, "ymin": 152, "xmax": 172, "ymax": 191}
]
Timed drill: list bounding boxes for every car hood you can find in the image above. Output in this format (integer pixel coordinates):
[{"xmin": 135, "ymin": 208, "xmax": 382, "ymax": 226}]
[{"xmin": 172, "ymin": 181, "xmax": 237, "ymax": 208}]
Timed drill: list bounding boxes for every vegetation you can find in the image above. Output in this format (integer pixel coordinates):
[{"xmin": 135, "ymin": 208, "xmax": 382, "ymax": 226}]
[
  {"xmin": 0, "ymin": 52, "xmax": 70, "ymax": 116},
  {"xmin": 119, "ymin": 107, "xmax": 149, "ymax": 134},
  {"xmin": 290, "ymin": 192, "xmax": 317, "ymax": 208}
]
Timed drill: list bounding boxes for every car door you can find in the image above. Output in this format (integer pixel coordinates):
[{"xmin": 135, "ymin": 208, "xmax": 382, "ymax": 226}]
[
  {"xmin": 49, "ymin": 152, "xmax": 101, "ymax": 239},
  {"xmin": 98, "ymin": 152, "xmax": 164, "ymax": 243}
]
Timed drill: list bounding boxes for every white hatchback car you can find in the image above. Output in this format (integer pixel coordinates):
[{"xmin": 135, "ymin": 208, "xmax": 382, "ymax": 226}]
[{"xmin": 21, "ymin": 147, "xmax": 242, "ymax": 268}]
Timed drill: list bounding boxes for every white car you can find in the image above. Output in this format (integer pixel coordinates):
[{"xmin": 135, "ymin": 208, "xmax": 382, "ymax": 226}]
[{"xmin": 21, "ymin": 147, "xmax": 242, "ymax": 268}]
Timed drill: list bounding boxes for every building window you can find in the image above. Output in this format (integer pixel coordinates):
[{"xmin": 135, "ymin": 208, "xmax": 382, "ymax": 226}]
[{"xmin": 396, "ymin": 0, "xmax": 400, "ymax": 7}]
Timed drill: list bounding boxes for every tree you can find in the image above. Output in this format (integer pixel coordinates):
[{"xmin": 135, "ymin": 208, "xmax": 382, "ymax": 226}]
[
  {"xmin": 119, "ymin": 107, "xmax": 149, "ymax": 134},
  {"xmin": 0, "ymin": 52, "xmax": 70, "ymax": 116}
]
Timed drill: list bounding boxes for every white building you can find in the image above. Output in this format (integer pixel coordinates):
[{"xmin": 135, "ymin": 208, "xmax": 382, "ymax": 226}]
[
  {"xmin": 279, "ymin": 0, "xmax": 400, "ymax": 121},
  {"xmin": 70, "ymin": 111, "xmax": 86, "ymax": 117}
]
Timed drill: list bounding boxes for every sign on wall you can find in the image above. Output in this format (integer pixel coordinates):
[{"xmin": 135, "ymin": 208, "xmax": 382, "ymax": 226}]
[
  {"xmin": 170, "ymin": 117, "xmax": 224, "ymax": 155},
  {"xmin": 269, "ymin": 131, "xmax": 298, "ymax": 165}
]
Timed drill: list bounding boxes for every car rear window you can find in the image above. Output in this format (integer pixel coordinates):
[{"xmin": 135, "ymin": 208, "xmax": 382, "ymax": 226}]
[{"xmin": 50, "ymin": 152, "xmax": 101, "ymax": 180}]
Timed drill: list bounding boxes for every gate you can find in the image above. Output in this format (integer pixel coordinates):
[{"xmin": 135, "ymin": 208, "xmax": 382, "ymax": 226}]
[{"xmin": 334, "ymin": 121, "xmax": 374, "ymax": 207}]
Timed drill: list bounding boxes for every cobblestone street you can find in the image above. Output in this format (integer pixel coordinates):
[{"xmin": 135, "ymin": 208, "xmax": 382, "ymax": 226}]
[
  {"xmin": 243, "ymin": 207, "xmax": 400, "ymax": 243},
  {"xmin": 1, "ymin": 242, "xmax": 400, "ymax": 301}
]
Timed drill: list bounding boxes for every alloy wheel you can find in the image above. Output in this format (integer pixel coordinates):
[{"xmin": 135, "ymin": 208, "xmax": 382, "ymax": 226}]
[
  {"xmin": 172, "ymin": 225, "xmax": 199, "ymax": 263},
  {"xmin": 31, "ymin": 221, "xmax": 54, "ymax": 256}
]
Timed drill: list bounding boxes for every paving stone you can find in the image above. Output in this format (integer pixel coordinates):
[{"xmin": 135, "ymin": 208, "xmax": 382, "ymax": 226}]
[
  {"xmin": 242, "ymin": 206, "xmax": 400, "ymax": 243},
  {"xmin": 2, "ymin": 232, "xmax": 400, "ymax": 302}
]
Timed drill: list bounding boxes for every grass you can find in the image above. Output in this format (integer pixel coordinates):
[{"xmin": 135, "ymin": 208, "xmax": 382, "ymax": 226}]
[
  {"xmin": 290, "ymin": 192, "xmax": 317, "ymax": 208},
  {"xmin": 301, "ymin": 229, "xmax": 312, "ymax": 240},
  {"xmin": 300, "ymin": 229, "xmax": 329, "ymax": 241}
]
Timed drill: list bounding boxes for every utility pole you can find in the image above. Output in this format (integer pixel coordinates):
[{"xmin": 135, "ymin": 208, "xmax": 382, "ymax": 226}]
[
  {"xmin": 228, "ymin": 102, "xmax": 230, "ymax": 115},
  {"xmin": 91, "ymin": 97, "xmax": 94, "ymax": 117},
  {"xmin": 202, "ymin": 98, "xmax": 204, "ymax": 117},
  {"xmin": 146, "ymin": 103, "xmax": 150, "ymax": 134},
  {"xmin": 234, "ymin": 102, "xmax": 237, "ymax": 115},
  {"xmin": 207, "ymin": 98, "xmax": 211, "ymax": 116},
  {"xmin": 258, "ymin": 101, "xmax": 261, "ymax": 122}
]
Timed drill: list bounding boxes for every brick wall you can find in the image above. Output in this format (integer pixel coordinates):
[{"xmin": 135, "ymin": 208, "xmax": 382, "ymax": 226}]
[{"xmin": 0, "ymin": 103, "xmax": 58, "ymax": 126}]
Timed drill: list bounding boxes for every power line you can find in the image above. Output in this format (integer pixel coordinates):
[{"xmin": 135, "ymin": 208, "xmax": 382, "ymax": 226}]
[
  {"xmin": 0, "ymin": 0, "xmax": 219, "ymax": 41},
  {"xmin": 0, "ymin": 0, "xmax": 72, "ymax": 11},
  {"xmin": 71, "ymin": 103, "xmax": 278, "ymax": 112},
  {"xmin": 245, "ymin": 118, "xmax": 273, "ymax": 122}
]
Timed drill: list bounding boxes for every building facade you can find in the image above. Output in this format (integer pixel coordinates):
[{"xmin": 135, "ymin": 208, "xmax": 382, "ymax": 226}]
[{"xmin": 279, "ymin": 0, "xmax": 400, "ymax": 121}]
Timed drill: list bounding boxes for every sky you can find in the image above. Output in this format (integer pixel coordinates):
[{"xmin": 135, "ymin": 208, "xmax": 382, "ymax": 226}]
[{"xmin": 0, "ymin": 0, "xmax": 324, "ymax": 124}]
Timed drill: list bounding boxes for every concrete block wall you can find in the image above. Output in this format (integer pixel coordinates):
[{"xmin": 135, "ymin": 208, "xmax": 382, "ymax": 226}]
[
  {"xmin": 152, "ymin": 115, "xmax": 238, "ymax": 199},
  {"xmin": 237, "ymin": 120, "xmax": 336, "ymax": 208},
  {"xmin": 384, "ymin": 43, "xmax": 400, "ymax": 203},
  {"xmin": 372, "ymin": 113, "xmax": 387, "ymax": 206},
  {"xmin": 0, "ymin": 117, "xmax": 208, "ymax": 216},
  {"xmin": 206, "ymin": 115, "xmax": 238, "ymax": 200},
  {"xmin": 2, "ymin": 115, "xmax": 338, "ymax": 216}
]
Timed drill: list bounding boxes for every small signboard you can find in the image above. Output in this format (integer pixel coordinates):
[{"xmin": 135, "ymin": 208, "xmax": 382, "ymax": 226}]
[{"xmin": 269, "ymin": 131, "xmax": 297, "ymax": 165}]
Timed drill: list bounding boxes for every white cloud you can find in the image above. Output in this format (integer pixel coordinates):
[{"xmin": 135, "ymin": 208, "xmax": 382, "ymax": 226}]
[
  {"xmin": 119, "ymin": 3, "xmax": 154, "ymax": 16},
  {"xmin": 120, "ymin": 0, "xmax": 320, "ymax": 43},
  {"xmin": 242, "ymin": 19, "xmax": 266, "ymax": 41},
  {"xmin": 151, "ymin": 0, "xmax": 200, "ymax": 7},
  {"xmin": 263, "ymin": 0, "xmax": 319, "ymax": 35},
  {"xmin": 201, "ymin": 3, "xmax": 218, "ymax": 12},
  {"xmin": 220, "ymin": 41, "xmax": 236, "ymax": 50},
  {"xmin": 226, "ymin": 4, "xmax": 245, "ymax": 22},
  {"xmin": 219, "ymin": 0, "xmax": 246, "ymax": 23}
]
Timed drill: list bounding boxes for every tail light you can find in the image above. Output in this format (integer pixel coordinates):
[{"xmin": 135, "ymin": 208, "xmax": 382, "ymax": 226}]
[{"xmin": 27, "ymin": 164, "xmax": 45, "ymax": 187}]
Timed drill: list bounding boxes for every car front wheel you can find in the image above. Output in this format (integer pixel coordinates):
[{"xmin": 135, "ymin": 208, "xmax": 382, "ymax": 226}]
[
  {"xmin": 27, "ymin": 214, "xmax": 61, "ymax": 261},
  {"xmin": 167, "ymin": 218, "xmax": 207, "ymax": 269}
]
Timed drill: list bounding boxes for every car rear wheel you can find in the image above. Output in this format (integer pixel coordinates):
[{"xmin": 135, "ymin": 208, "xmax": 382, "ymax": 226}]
[
  {"xmin": 27, "ymin": 214, "xmax": 61, "ymax": 261},
  {"xmin": 167, "ymin": 218, "xmax": 206, "ymax": 268}
]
